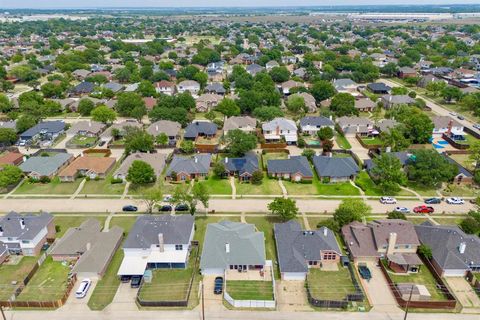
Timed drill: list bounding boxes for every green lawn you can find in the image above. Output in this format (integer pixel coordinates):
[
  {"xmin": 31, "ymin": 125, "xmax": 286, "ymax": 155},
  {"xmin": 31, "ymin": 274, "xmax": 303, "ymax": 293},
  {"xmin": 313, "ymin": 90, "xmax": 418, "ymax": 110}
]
[
  {"xmin": 80, "ymin": 178, "xmax": 125, "ymax": 195},
  {"xmin": 355, "ymin": 171, "xmax": 383, "ymax": 196},
  {"xmin": 361, "ymin": 137, "xmax": 382, "ymax": 145},
  {"xmin": 442, "ymin": 184, "xmax": 479, "ymax": 197},
  {"xmin": 307, "ymin": 266, "xmax": 357, "ymax": 301},
  {"xmin": 405, "ymin": 182, "xmax": 438, "ymax": 197},
  {"xmin": 226, "ymin": 280, "xmax": 274, "ymax": 301},
  {"xmin": 316, "ymin": 181, "xmax": 360, "ymax": 196},
  {"xmin": 383, "ymin": 260, "xmax": 448, "ymax": 301},
  {"xmin": 308, "ymin": 217, "xmax": 329, "ymax": 230},
  {"xmin": 14, "ymin": 178, "xmax": 83, "ymax": 195},
  {"xmin": 138, "ymin": 247, "xmax": 198, "ymax": 302},
  {"xmin": 235, "ymin": 176, "xmax": 283, "ymax": 196},
  {"xmin": 88, "ymin": 249, "xmax": 124, "ymax": 310},
  {"xmin": 198, "ymin": 175, "xmax": 232, "ymax": 195},
  {"xmin": 109, "ymin": 216, "xmax": 138, "ymax": 236},
  {"xmin": 17, "ymin": 256, "xmax": 71, "ymax": 301},
  {"xmin": 407, "ymin": 217, "xmax": 430, "ymax": 225},
  {"xmin": 69, "ymin": 135, "xmax": 98, "ymax": 147},
  {"xmin": 262, "ymin": 152, "xmax": 289, "ymax": 169},
  {"xmin": 432, "ymin": 217, "xmax": 465, "ymax": 226},
  {"xmin": 54, "ymin": 215, "xmax": 107, "ymax": 237},
  {"xmin": 449, "ymin": 154, "xmax": 475, "ymax": 171},
  {"xmin": 282, "ymin": 180, "xmax": 318, "ymax": 195},
  {"xmin": 455, "ymin": 133, "xmax": 478, "ymax": 146},
  {"xmin": 335, "ymin": 134, "xmax": 351, "ymax": 150},
  {"xmin": 0, "ymin": 256, "xmax": 38, "ymax": 300},
  {"xmin": 245, "ymin": 216, "xmax": 282, "ymax": 279}
]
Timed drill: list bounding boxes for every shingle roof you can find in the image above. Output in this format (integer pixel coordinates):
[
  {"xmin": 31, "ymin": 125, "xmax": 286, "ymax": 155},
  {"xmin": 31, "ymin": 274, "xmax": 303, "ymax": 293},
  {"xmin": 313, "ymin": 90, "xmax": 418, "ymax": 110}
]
[
  {"xmin": 223, "ymin": 152, "xmax": 259, "ymax": 176},
  {"xmin": 267, "ymin": 156, "xmax": 313, "ymax": 177},
  {"xmin": 200, "ymin": 221, "xmax": 265, "ymax": 270},
  {"xmin": 0, "ymin": 211, "xmax": 53, "ymax": 241},
  {"xmin": 364, "ymin": 152, "xmax": 411, "ymax": 171},
  {"xmin": 166, "ymin": 154, "xmax": 211, "ymax": 176},
  {"xmin": 312, "ymin": 156, "xmax": 359, "ymax": 178},
  {"xmin": 19, "ymin": 153, "xmax": 73, "ymax": 176},
  {"xmin": 59, "ymin": 156, "xmax": 115, "ymax": 177},
  {"xmin": 184, "ymin": 121, "xmax": 217, "ymax": 139},
  {"xmin": 146, "ymin": 120, "xmax": 181, "ymax": 137},
  {"xmin": 223, "ymin": 116, "xmax": 256, "ymax": 132},
  {"xmin": 114, "ymin": 153, "xmax": 166, "ymax": 177},
  {"xmin": 123, "ymin": 215, "xmax": 194, "ymax": 249},
  {"xmin": 20, "ymin": 121, "xmax": 65, "ymax": 139},
  {"xmin": 299, "ymin": 116, "xmax": 334, "ymax": 128},
  {"xmin": 262, "ymin": 118, "xmax": 297, "ymax": 131},
  {"xmin": 66, "ymin": 121, "xmax": 105, "ymax": 136},
  {"xmin": 274, "ymin": 221, "xmax": 341, "ymax": 273}
]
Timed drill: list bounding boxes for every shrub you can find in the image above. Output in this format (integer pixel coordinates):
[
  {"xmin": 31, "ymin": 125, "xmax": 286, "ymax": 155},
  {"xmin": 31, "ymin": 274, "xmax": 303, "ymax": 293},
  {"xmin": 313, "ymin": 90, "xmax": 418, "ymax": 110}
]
[{"xmin": 39, "ymin": 176, "xmax": 50, "ymax": 183}]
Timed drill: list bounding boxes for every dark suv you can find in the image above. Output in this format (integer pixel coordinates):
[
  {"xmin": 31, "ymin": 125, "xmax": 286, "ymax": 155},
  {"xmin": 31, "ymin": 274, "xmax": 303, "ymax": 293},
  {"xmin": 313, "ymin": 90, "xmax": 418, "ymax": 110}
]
[
  {"xmin": 131, "ymin": 275, "xmax": 142, "ymax": 288},
  {"xmin": 214, "ymin": 277, "xmax": 224, "ymax": 294}
]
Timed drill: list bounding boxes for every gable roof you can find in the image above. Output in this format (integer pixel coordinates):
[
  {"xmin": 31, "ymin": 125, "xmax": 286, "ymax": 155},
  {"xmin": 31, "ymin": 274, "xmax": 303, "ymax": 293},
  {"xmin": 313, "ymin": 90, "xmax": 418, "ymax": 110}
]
[
  {"xmin": 123, "ymin": 215, "xmax": 194, "ymax": 249},
  {"xmin": 223, "ymin": 152, "xmax": 259, "ymax": 176},
  {"xmin": 223, "ymin": 116, "xmax": 256, "ymax": 132},
  {"xmin": 59, "ymin": 156, "xmax": 115, "ymax": 177},
  {"xmin": 364, "ymin": 152, "xmax": 411, "ymax": 171},
  {"xmin": 267, "ymin": 156, "xmax": 313, "ymax": 177},
  {"xmin": 166, "ymin": 154, "xmax": 211, "ymax": 176},
  {"xmin": 200, "ymin": 221, "xmax": 265, "ymax": 270},
  {"xmin": 146, "ymin": 120, "xmax": 181, "ymax": 137},
  {"xmin": 184, "ymin": 121, "xmax": 217, "ymax": 139},
  {"xmin": 0, "ymin": 211, "xmax": 53, "ymax": 241},
  {"xmin": 114, "ymin": 152, "xmax": 166, "ymax": 177},
  {"xmin": 274, "ymin": 221, "xmax": 341, "ymax": 273},
  {"xmin": 300, "ymin": 116, "xmax": 334, "ymax": 128},
  {"xmin": 312, "ymin": 156, "xmax": 359, "ymax": 178},
  {"xmin": 66, "ymin": 121, "xmax": 105, "ymax": 136},
  {"xmin": 19, "ymin": 153, "xmax": 73, "ymax": 176},
  {"xmin": 262, "ymin": 118, "xmax": 297, "ymax": 131},
  {"xmin": 20, "ymin": 121, "xmax": 65, "ymax": 139}
]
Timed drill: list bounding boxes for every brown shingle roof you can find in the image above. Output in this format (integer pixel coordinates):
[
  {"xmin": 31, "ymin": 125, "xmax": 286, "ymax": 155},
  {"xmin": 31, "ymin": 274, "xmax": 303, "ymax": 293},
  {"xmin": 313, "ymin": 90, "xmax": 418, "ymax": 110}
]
[
  {"xmin": 0, "ymin": 152, "xmax": 23, "ymax": 166},
  {"xmin": 59, "ymin": 156, "xmax": 115, "ymax": 177}
]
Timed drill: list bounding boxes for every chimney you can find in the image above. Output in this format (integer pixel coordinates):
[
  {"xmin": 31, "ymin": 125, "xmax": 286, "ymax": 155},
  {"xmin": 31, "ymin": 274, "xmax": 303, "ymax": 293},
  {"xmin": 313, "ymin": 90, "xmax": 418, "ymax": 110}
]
[
  {"xmin": 225, "ymin": 157, "xmax": 228, "ymax": 163},
  {"xmin": 387, "ymin": 232, "xmax": 397, "ymax": 255},
  {"xmin": 447, "ymin": 120, "xmax": 453, "ymax": 135},
  {"xmin": 0, "ymin": 226, "xmax": 3, "ymax": 236},
  {"xmin": 155, "ymin": 125, "xmax": 158, "ymax": 131},
  {"xmin": 323, "ymin": 228, "xmax": 328, "ymax": 237},
  {"xmin": 158, "ymin": 233, "xmax": 164, "ymax": 252},
  {"xmin": 20, "ymin": 218, "xmax": 25, "ymax": 230},
  {"xmin": 459, "ymin": 242, "xmax": 466, "ymax": 254},
  {"xmin": 225, "ymin": 243, "xmax": 230, "ymax": 253},
  {"xmin": 329, "ymin": 115, "xmax": 333, "ymax": 121},
  {"xmin": 86, "ymin": 242, "xmax": 91, "ymax": 251},
  {"xmin": 194, "ymin": 157, "xmax": 198, "ymax": 163}
]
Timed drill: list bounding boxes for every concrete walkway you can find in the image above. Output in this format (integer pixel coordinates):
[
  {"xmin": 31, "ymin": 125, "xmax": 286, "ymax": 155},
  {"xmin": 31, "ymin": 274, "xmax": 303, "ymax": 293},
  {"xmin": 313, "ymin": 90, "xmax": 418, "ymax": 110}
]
[
  {"xmin": 278, "ymin": 179, "xmax": 288, "ymax": 198},
  {"xmin": 70, "ymin": 178, "xmax": 86, "ymax": 200},
  {"xmin": 121, "ymin": 182, "xmax": 130, "ymax": 200},
  {"xmin": 4, "ymin": 178, "xmax": 26, "ymax": 199},
  {"xmin": 302, "ymin": 212, "xmax": 311, "ymax": 230},
  {"xmin": 400, "ymin": 186, "xmax": 423, "ymax": 201},
  {"xmin": 104, "ymin": 212, "xmax": 114, "ymax": 231},
  {"xmin": 350, "ymin": 180, "xmax": 366, "ymax": 199},
  {"xmin": 230, "ymin": 177, "xmax": 236, "ymax": 199}
]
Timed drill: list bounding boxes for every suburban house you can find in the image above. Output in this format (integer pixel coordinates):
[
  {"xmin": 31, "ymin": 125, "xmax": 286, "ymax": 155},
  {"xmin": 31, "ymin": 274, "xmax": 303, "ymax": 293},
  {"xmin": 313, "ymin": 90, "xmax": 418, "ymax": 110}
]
[
  {"xmin": 265, "ymin": 60, "xmax": 279, "ymax": 70},
  {"xmin": 312, "ymin": 155, "xmax": 360, "ymax": 182},
  {"xmin": 195, "ymin": 93, "xmax": 223, "ymax": 112},
  {"xmin": 246, "ymin": 63, "xmax": 264, "ymax": 76},
  {"xmin": 58, "ymin": 156, "xmax": 116, "ymax": 182},
  {"xmin": 0, "ymin": 242, "xmax": 8, "ymax": 265},
  {"xmin": 336, "ymin": 116, "xmax": 374, "ymax": 137},
  {"xmin": 19, "ymin": 152, "xmax": 74, "ymax": 179},
  {"xmin": 267, "ymin": 156, "xmax": 313, "ymax": 181},
  {"xmin": 365, "ymin": 152, "xmax": 412, "ymax": 172},
  {"xmin": 184, "ymin": 121, "xmax": 218, "ymax": 140},
  {"xmin": 49, "ymin": 219, "xmax": 123, "ymax": 279},
  {"xmin": 281, "ymin": 80, "xmax": 304, "ymax": 95},
  {"xmin": 376, "ymin": 119, "xmax": 399, "ymax": 133},
  {"xmin": 0, "ymin": 151, "xmax": 24, "ymax": 166},
  {"xmin": 381, "ymin": 95, "xmax": 416, "ymax": 109},
  {"xmin": 262, "ymin": 118, "xmax": 298, "ymax": 145},
  {"xmin": 290, "ymin": 92, "xmax": 316, "ymax": 113},
  {"xmin": 100, "ymin": 120, "xmax": 143, "ymax": 143},
  {"xmin": 354, "ymin": 98, "xmax": 376, "ymax": 112},
  {"xmin": 223, "ymin": 116, "xmax": 257, "ymax": 136},
  {"xmin": 114, "ymin": 153, "xmax": 166, "ymax": 182},
  {"xmin": 432, "ymin": 116, "xmax": 464, "ymax": 137},
  {"xmin": 165, "ymin": 154, "xmax": 212, "ymax": 181},
  {"xmin": 398, "ymin": 66, "xmax": 417, "ymax": 78},
  {"xmin": 103, "ymin": 81, "xmax": 123, "ymax": 93},
  {"xmin": 146, "ymin": 120, "xmax": 181, "ymax": 146},
  {"xmin": 66, "ymin": 121, "xmax": 106, "ymax": 137},
  {"xmin": 299, "ymin": 116, "xmax": 334, "ymax": 136},
  {"xmin": 70, "ymin": 81, "xmax": 95, "ymax": 96},
  {"xmin": 19, "ymin": 121, "xmax": 66, "ymax": 145},
  {"xmin": 415, "ymin": 222, "xmax": 480, "ymax": 276},
  {"xmin": 154, "ymin": 80, "xmax": 176, "ymax": 95},
  {"xmin": 342, "ymin": 220, "xmax": 423, "ymax": 273},
  {"xmin": 118, "ymin": 215, "xmax": 195, "ymax": 277},
  {"xmin": 221, "ymin": 152, "xmax": 259, "ymax": 181},
  {"xmin": 417, "ymin": 74, "xmax": 446, "ymax": 88},
  {"xmin": 274, "ymin": 220, "xmax": 342, "ymax": 280},
  {"xmin": 205, "ymin": 82, "xmax": 226, "ymax": 95},
  {"xmin": 177, "ymin": 80, "xmax": 200, "ymax": 95},
  {"xmin": 442, "ymin": 154, "xmax": 473, "ymax": 185},
  {"xmin": 333, "ymin": 79, "xmax": 360, "ymax": 96},
  {"xmin": 0, "ymin": 212, "xmax": 55, "ymax": 256},
  {"xmin": 367, "ymin": 82, "xmax": 391, "ymax": 94},
  {"xmin": 200, "ymin": 220, "xmax": 266, "ymax": 275}
]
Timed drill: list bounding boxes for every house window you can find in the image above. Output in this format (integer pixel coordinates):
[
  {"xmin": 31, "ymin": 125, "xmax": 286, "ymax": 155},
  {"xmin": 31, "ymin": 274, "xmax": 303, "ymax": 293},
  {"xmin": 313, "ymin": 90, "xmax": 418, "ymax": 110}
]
[
  {"xmin": 308, "ymin": 261, "xmax": 318, "ymax": 266},
  {"xmin": 21, "ymin": 240, "xmax": 29, "ymax": 244},
  {"xmin": 405, "ymin": 245, "xmax": 411, "ymax": 249},
  {"xmin": 175, "ymin": 244, "xmax": 183, "ymax": 250}
]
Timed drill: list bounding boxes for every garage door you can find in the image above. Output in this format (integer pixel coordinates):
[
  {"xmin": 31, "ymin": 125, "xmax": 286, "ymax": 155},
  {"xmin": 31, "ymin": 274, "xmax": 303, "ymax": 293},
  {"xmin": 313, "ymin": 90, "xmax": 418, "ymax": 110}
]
[
  {"xmin": 201, "ymin": 268, "xmax": 224, "ymax": 276},
  {"xmin": 283, "ymin": 272, "xmax": 306, "ymax": 281}
]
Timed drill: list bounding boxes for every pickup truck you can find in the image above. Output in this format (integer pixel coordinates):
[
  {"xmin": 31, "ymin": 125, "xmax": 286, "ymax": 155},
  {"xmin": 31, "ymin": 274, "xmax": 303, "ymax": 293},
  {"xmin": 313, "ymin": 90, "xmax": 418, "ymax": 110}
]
[{"xmin": 358, "ymin": 263, "xmax": 372, "ymax": 281}]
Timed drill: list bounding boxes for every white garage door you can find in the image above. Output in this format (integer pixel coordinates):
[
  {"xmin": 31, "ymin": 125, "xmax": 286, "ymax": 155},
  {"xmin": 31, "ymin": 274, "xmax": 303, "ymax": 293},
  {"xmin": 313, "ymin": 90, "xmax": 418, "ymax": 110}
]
[
  {"xmin": 201, "ymin": 268, "xmax": 224, "ymax": 276},
  {"xmin": 443, "ymin": 269, "xmax": 466, "ymax": 277},
  {"xmin": 283, "ymin": 272, "xmax": 306, "ymax": 281}
]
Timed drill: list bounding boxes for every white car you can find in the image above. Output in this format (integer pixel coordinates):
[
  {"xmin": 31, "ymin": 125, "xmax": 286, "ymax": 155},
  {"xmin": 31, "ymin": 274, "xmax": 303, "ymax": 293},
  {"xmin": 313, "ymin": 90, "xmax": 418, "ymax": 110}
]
[
  {"xmin": 393, "ymin": 207, "xmax": 410, "ymax": 213},
  {"xmin": 473, "ymin": 124, "xmax": 480, "ymax": 130},
  {"xmin": 75, "ymin": 278, "xmax": 92, "ymax": 299},
  {"xmin": 380, "ymin": 197, "xmax": 397, "ymax": 204},
  {"xmin": 163, "ymin": 195, "xmax": 173, "ymax": 202},
  {"xmin": 446, "ymin": 197, "xmax": 465, "ymax": 205}
]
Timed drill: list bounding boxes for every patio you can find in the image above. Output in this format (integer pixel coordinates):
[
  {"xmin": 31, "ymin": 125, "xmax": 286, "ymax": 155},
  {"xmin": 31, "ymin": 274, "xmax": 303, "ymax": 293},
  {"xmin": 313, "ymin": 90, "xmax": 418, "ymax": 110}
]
[{"xmin": 226, "ymin": 265, "xmax": 272, "ymax": 281}]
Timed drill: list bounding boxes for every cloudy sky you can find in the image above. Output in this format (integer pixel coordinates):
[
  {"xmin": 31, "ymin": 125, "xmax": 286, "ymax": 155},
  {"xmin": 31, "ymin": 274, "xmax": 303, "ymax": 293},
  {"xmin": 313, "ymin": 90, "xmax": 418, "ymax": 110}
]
[{"xmin": 2, "ymin": 0, "xmax": 480, "ymax": 9}]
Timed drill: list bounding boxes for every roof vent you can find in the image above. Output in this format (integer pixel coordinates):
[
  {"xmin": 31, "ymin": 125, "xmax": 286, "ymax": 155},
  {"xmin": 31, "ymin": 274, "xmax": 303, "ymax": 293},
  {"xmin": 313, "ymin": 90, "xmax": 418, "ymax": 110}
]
[
  {"xmin": 459, "ymin": 242, "xmax": 466, "ymax": 254},
  {"xmin": 225, "ymin": 243, "xmax": 230, "ymax": 253}
]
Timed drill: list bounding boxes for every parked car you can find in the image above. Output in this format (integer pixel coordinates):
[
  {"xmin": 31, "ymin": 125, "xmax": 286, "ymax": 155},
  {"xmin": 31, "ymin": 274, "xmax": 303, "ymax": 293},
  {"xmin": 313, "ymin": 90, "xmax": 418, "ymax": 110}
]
[
  {"xmin": 131, "ymin": 275, "xmax": 142, "ymax": 288},
  {"xmin": 120, "ymin": 275, "xmax": 131, "ymax": 283},
  {"xmin": 75, "ymin": 278, "xmax": 92, "ymax": 299},
  {"xmin": 159, "ymin": 205, "xmax": 172, "ymax": 212},
  {"xmin": 214, "ymin": 276, "xmax": 224, "ymax": 294},
  {"xmin": 413, "ymin": 205, "xmax": 435, "ymax": 214},
  {"xmin": 473, "ymin": 124, "xmax": 480, "ymax": 130},
  {"xmin": 424, "ymin": 198, "xmax": 441, "ymax": 204},
  {"xmin": 99, "ymin": 140, "xmax": 106, "ymax": 146},
  {"xmin": 449, "ymin": 112, "xmax": 457, "ymax": 117},
  {"xmin": 393, "ymin": 207, "xmax": 410, "ymax": 213},
  {"xmin": 122, "ymin": 205, "xmax": 138, "ymax": 212},
  {"xmin": 163, "ymin": 195, "xmax": 173, "ymax": 202},
  {"xmin": 358, "ymin": 264, "xmax": 372, "ymax": 281},
  {"xmin": 175, "ymin": 204, "xmax": 189, "ymax": 212},
  {"xmin": 446, "ymin": 197, "xmax": 465, "ymax": 205},
  {"xmin": 457, "ymin": 115, "xmax": 465, "ymax": 120},
  {"xmin": 380, "ymin": 197, "xmax": 397, "ymax": 204}
]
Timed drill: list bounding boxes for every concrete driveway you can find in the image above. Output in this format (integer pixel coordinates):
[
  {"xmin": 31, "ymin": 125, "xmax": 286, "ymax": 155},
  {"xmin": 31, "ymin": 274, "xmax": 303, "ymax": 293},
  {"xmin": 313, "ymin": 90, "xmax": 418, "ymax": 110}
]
[
  {"xmin": 105, "ymin": 282, "xmax": 139, "ymax": 312},
  {"xmin": 346, "ymin": 136, "xmax": 371, "ymax": 161},
  {"xmin": 355, "ymin": 261, "xmax": 400, "ymax": 313},
  {"xmin": 202, "ymin": 276, "xmax": 226, "ymax": 311},
  {"xmin": 444, "ymin": 277, "xmax": 480, "ymax": 311},
  {"xmin": 275, "ymin": 280, "xmax": 311, "ymax": 311},
  {"xmin": 61, "ymin": 279, "xmax": 97, "ymax": 311}
]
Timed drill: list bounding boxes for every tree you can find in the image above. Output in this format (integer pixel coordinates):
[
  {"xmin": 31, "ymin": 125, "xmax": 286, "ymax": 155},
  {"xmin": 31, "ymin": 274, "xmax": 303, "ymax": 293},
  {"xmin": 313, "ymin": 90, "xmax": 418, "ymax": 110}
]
[
  {"xmin": 268, "ymin": 198, "xmax": 298, "ymax": 221},
  {"xmin": 269, "ymin": 66, "xmax": 290, "ymax": 83},
  {"xmin": 407, "ymin": 149, "xmax": 458, "ymax": 188},
  {"xmin": 380, "ymin": 126, "xmax": 411, "ymax": 152},
  {"xmin": 252, "ymin": 106, "xmax": 283, "ymax": 121},
  {"xmin": 468, "ymin": 140, "xmax": 480, "ymax": 173},
  {"xmin": 91, "ymin": 105, "xmax": 117, "ymax": 123},
  {"xmin": 0, "ymin": 94, "xmax": 12, "ymax": 113},
  {"xmin": 116, "ymin": 92, "xmax": 147, "ymax": 120},
  {"xmin": 381, "ymin": 63, "xmax": 398, "ymax": 77},
  {"xmin": 156, "ymin": 132, "xmax": 169, "ymax": 146},
  {"xmin": 460, "ymin": 217, "xmax": 480, "ymax": 235},
  {"xmin": 301, "ymin": 149, "xmax": 316, "ymax": 162},
  {"xmin": 149, "ymin": 106, "xmax": 189, "ymax": 127},
  {"xmin": 317, "ymin": 127, "xmax": 334, "ymax": 141},
  {"xmin": 127, "ymin": 160, "xmax": 156, "ymax": 185},
  {"xmin": 334, "ymin": 199, "xmax": 371, "ymax": 227},
  {"xmin": 426, "ymin": 81, "xmax": 446, "ymax": 97},
  {"xmin": 387, "ymin": 211, "xmax": 407, "ymax": 220},
  {"xmin": 286, "ymin": 95, "xmax": 306, "ymax": 113},
  {"xmin": 0, "ymin": 165, "xmax": 23, "ymax": 190},
  {"xmin": 180, "ymin": 140, "xmax": 195, "ymax": 154},
  {"xmin": 216, "ymin": 98, "xmax": 240, "ymax": 117},
  {"xmin": 330, "ymin": 93, "xmax": 357, "ymax": 116},
  {"xmin": 16, "ymin": 115, "xmax": 37, "ymax": 133},
  {"xmin": 40, "ymin": 82, "xmax": 64, "ymax": 98},
  {"xmin": 213, "ymin": 162, "xmax": 226, "ymax": 178},
  {"xmin": 322, "ymin": 139, "xmax": 334, "ymax": 153},
  {"xmin": 173, "ymin": 183, "xmax": 210, "ymax": 216},
  {"xmin": 142, "ymin": 186, "xmax": 163, "ymax": 214},
  {"xmin": 316, "ymin": 218, "xmax": 340, "ymax": 233},
  {"xmin": 124, "ymin": 127, "xmax": 155, "ymax": 154},
  {"xmin": 310, "ymin": 80, "xmax": 335, "ymax": 103},
  {"xmin": 137, "ymin": 80, "xmax": 156, "ymax": 97},
  {"xmin": 388, "ymin": 106, "xmax": 434, "ymax": 144},
  {"xmin": 78, "ymin": 99, "xmax": 95, "ymax": 116},
  {"xmin": 0, "ymin": 128, "xmax": 17, "ymax": 145},
  {"xmin": 441, "ymin": 86, "xmax": 462, "ymax": 103},
  {"xmin": 418, "ymin": 244, "xmax": 432, "ymax": 260},
  {"xmin": 371, "ymin": 154, "xmax": 407, "ymax": 194},
  {"xmin": 225, "ymin": 129, "xmax": 257, "ymax": 156},
  {"xmin": 251, "ymin": 170, "xmax": 263, "ymax": 185},
  {"xmin": 192, "ymin": 182, "xmax": 210, "ymax": 213}
]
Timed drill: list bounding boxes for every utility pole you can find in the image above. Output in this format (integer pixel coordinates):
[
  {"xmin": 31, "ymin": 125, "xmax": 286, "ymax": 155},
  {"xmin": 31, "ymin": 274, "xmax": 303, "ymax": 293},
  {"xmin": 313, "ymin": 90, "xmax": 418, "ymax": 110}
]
[
  {"xmin": 201, "ymin": 282, "xmax": 205, "ymax": 320},
  {"xmin": 0, "ymin": 305, "xmax": 6, "ymax": 320},
  {"xmin": 403, "ymin": 284, "xmax": 414, "ymax": 320}
]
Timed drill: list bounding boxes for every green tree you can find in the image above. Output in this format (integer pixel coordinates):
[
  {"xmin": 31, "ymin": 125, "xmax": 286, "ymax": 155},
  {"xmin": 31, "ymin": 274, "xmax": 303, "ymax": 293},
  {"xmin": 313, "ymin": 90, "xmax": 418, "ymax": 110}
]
[
  {"xmin": 116, "ymin": 92, "xmax": 146, "ymax": 120},
  {"xmin": 216, "ymin": 98, "xmax": 240, "ymax": 117},
  {"xmin": 269, "ymin": 66, "xmax": 290, "ymax": 83},
  {"xmin": 252, "ymin": 106, "xmax": 284, "ymax": 121},
  {"xmin": 0, "ymin": 128, "xmax": 18, "ymax": 145},
  {"xmin": 330, "ymin": 93, "xmax": 357, "ymax": 116},
  {"xmin": 301, "ymin": 149, "xmax": 316, "ymax": 162},
  {"xmin": 371, "ymin": 153, "xmax": 407, "ymax": 194},
  {"xmin": 225, "ymin": 129, "xmax": 257, "ymax": 156},
  {"xmin": 407, "ymin": 149, "xmax": 458, "ymax": 188},
  {"xmin": 426, "ymin": 81, "xmax": 446, "ymax": 97},
  {"xmin": 91, "ymin": 105, "xmax": 117, "ymax": 123},
  {"xmin": 127, "ymin": 160, "xmax": 156, "ymax": 185},
  {"xmin": 317, "ymin": 127, "xmax": 334, "ymax": 141},
  {"xmin": 387, "ymin": 211, "xmax": 407, "ymax": 220},
  {"xmin": 149, "ymin": 106, "xmax": 189, "ymax": 127},
  {"xmin": 310, "ymin": 80, "xmax": 335, "ymax": 103},
  {"xmin": 156, "ymin": 132, "xmax": 169, "ymax": 146},
  {"xmin": 137, "ymin": 80, "xmax": 156, "ymax": 97},
  {"xmin": 16, "ymin": 115, "xmax": 37, "ymax": 133},
  {"xmin": 180, "ymin": 140, "xmax": 195, "ymax": 154},
  {"xmin": 124, "ymin": 127, "xmax": 155, "ymax": 154},
  {"xmin": 0, "ymin": 165, "xmax": 23, "ymax": 190},
  {"xmin": 173, "ymin": 183, "xmax": 210, "ymax": 215},
  {"xmin": 0, "ymin": 93, "xmax": 12, "ymax": 113},
  {"xmin": 334, "ymin": 199, "xmax": 371, "ymax": 227},
  {"xmin": 268, "ymin": 198, "xmax": 298, "ymax": 221},
  {"xmin": 213, "ymin": 162, "xmax": 226, "ymax": 178},
  {"xmin": 441, "ymin": 86, "xmax": 462, "ymax": 103},
  {"xmin": 251, "ymin": 170, "xmax": 263, "ymax": 185},
  {"xmin": 286, "ymin": 95, "xmax": 306, "ymax": 113},
  {"xmin": 380, "ymin": 126, "xmax": 411, "ymax": 152},
  {"xmin": 418, "ymin": 244, "xmax": 432, "ymax": 259},
  {"xmin": 78, "ymin": 98, "xmax": 95, "ymax": 116},
  {"xmin": 142, "ymin": 186, "xmax": 163, "ymax": 214}
]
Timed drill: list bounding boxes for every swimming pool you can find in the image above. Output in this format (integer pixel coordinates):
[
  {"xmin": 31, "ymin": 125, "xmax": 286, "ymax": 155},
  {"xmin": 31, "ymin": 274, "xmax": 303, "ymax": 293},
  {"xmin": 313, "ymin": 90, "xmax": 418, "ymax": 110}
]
[{"xmin": 433, "ymin": 140, "xmax": 449, "ymax": 149}]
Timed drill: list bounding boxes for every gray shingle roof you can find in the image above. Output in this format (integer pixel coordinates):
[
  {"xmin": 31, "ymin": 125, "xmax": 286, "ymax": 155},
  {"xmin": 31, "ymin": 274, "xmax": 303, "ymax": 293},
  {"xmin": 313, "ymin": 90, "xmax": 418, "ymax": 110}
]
[
  {"xmin": 299, "ymin": 116, "xmax": 334, "ymax": 128},
  {"xmin": 184, "ymin": 121, "xmax": 217, "ymax": 139},
  {"xmin": 166, "ymin": 154, "xmax": 211, "ymax": 176},
  {"xmin": 0, "ymin": 211, "xmax": 53, "ymax": 241},
  {"xmin": 147, "ymin": 120, "xmax": 181, "ymax": 137},
  {"xmin": 20, "ymin": 121, "xmax": 65, "ymax": 139},
  {"xmin": 223, "ymin": 152, "xmax": 259, "ymax": 176},
  {"xmin": 19, "ymin": 153, "xmax": 73, "ymax": 177},
  {"xmin": 123, "ymin": 215, "xmax": 194, "ymax": 249},
  {"xmin": 274, "ymin": 221, "xmax": 341, "ymax": 273},
  {"xmin": 114, "ymin": 152, "xmax": 166, "ymax": 177},
  {"xmin": 312, "ymin": 156, "xmax": 359, "ymax": 178},
  {"xmin": 267, "ymin": 156, "xmax": 313, "ymax": 177},
  {"xmin": 200, "ymin": 220, "xmax": 265, "ymax": 270}
]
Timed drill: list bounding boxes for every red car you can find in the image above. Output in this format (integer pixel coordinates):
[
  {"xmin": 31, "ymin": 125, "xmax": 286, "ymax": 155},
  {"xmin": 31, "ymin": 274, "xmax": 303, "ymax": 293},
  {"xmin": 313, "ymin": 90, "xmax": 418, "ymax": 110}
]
[{"xmin": 413, "ymin": 205, "xmax": 434, "ymax": 214}]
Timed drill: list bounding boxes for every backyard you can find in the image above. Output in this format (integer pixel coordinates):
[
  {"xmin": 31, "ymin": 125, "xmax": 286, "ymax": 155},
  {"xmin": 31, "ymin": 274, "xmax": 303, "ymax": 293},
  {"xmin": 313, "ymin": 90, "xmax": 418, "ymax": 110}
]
[
  {"xmin": 335, "ymin": 134, "xmax": 352, "ymax": 150},
  {"xmin": 307, "ymin": 266, "xmax": 357, "ymax": 301},
  {"xmin": 14, "ymin": 177, "xmax": 83, "ymax": 195},
  {"xmin": 0, "ymin": 256, "xmax": 38, "ymax": 300},
  {"xmin": 226, "ymin": 280, "xmax": 274, "ymax": 301},
  {"xmin": 17, "ymin": 256, "xmax": 71, "ymax": 301},
  {"xmin": 68, "ymin": 135, "xmax": 98, "ymax": 147},
  {"xmin": 360, "ymin": 136, "xmax": 383, "ymax": 146}
]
